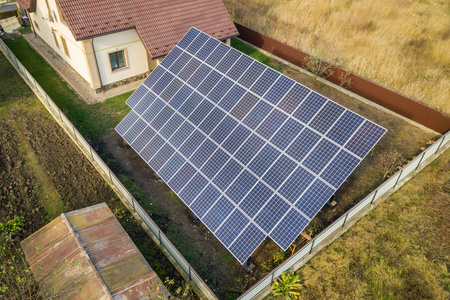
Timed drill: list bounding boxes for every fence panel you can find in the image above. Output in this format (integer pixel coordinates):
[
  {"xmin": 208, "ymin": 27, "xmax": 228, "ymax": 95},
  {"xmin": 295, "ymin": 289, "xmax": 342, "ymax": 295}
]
[
  {"xmin": 398, "ymin": 158, "xmax": 421, "ymax": 182},
  {"xmin": 239, "ymin": 276, "xmax": 273, "ymax": 300},
  {"xmin": 313, "ymin": 217, "xmax": 346, "ymax": 247},
  {"xmin": 421, "ymin": 140, "xmax": 442, "ymax": 163}
]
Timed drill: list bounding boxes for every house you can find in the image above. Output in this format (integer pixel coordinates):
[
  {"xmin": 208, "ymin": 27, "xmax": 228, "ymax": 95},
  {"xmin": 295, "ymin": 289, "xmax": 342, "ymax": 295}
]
[
  {"xmin": 21, "ymin": 203, "xmax": 170, "ymax": 299},
  {"xmin": 16, "ymin": 0, "xmax": 238, "ymax": 92}
]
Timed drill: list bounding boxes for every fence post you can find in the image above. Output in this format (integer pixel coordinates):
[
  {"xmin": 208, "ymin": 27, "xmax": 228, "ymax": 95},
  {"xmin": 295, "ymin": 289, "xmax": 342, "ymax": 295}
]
[
  {"xmin": 342, "ymin": 213, "xmax": 348, "ymax": 228},
  {"xmin": 415, "ymin": 152, "xmax": 426, "ymax": 171},
  {"xmin": 370, "ymin": 189, "xmax": 378, "ymax": 205},
  {"xmin": 392, "ymin": 169, "xmax": 403, "ymax": 190},
  {"xmin": 309, "ymin": 239, "xmax": 315, "ymax": 254},
  {"xmin": 435, "ymin": 137, "xmax": 445, "ymax": 154}
]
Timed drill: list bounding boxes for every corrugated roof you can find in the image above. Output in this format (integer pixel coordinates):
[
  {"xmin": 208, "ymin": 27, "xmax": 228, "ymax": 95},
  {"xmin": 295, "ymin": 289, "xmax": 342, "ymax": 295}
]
[
  {"xmin": 53, "ymin": 0, "xmax": 238, "ymax": 59},
  {"xmin": 21, "ymin": 203, "xmax": 169, "ymax": 300}
]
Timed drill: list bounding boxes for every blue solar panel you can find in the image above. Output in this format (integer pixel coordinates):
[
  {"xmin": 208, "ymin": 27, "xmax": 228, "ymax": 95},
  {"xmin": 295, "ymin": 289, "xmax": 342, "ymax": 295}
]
[
  {"xmin": 256, "ymin": 109, "xmax": 288, "ymax": 140},
  {"xmin": 150, "ymin": 143, "xmax": 175, "ymax": 172},
  {"xmin": 262, "ymin": 155, "xmax": 297, "ymax": 190},
  {"xmin": 294, "ymin": 179, "xmax": 335, "ymax": 218},
  {"xmin": 279, "ymin": 166, "xmax": 315, "ymax": 203},
  {"xmin": 292, "ymin": 92, "xmax": 327, "ymax": 124},
  {"xmin": 270, "ymin": 118, "xmax": 304, "ymax": 150},
  {"xmin": 264, "ymin": 76, "xmax": 295, "ymax": 105},
  {"xmin": 302, "ymin": 139, "xmax": 340, "ymax": 174},
  {"xmin": 248, "ymin": 144, "xmax": 281, "ymax": 177},
  {"xmin": 160, "ymin": 113, "xmax": 184, "ymax": 139},
  {"xmin": 345, "ymin": 120, "xmax": 386, "ymax": 158},
  {"xmin": 229, "ymin": 223, "xmax": 266, "ymax": 263},
  {"xmin": 238, "ymin": 182, "xmax": 273, "ymax": 218},
  {"xmin": 254, "ymin": 195, "xmax": 290, "ymax": 233},
  {"xmin": 243, "ymin": 101, "xmax": 273, "ymax": 130},
  {"xmin": 269, "ymin": 209, "xmax": 309, "ymax": 250},
  {"xmin": 116, "ymin": 27, "xmax": 386, "ymax": 264},
  {"xmin": 179, "ymin": 173, "xmax": 209, "ymax": 205},
  {"xmin": 158, "ymin": 152, "xmax": 186, "ymax": 182},
  {"xmin": 202, "ymin": 196, "xmax": 235, "ymax": 232},
  {"xmin": 199, "ymin": 107, "xmax": 226, "ymax": 135},
  {"xmin": 215, "ymin": 209, "xmax": 250, "ymax": 247},
  {"xmin": 213, "ymin": 159, "xmax": 244, "ymax": 191},
  {"xmin": 190, "ymin": 139, "xmax": 217, "ymax": 168},
  {"xmin": 226, "ymin": 169, "xmax": 258, "ymax": 204},
  {"xmin": 201, "ymin": 148, "xmax": 230, "ymax": 179},
  {"xmin": 190, "ymin": 184, "xmax": 221, "ymax": 218},
  {"xmin": 134, "ymin": 92, "xmax": 157, "ymax": 115},
  {"xmin": 250, "ymin": 67, "xmax": 280, "ymax": 96},
  {"xmin": 126, "ymin": 84, "xmax": 149, "ymax": 108},
  {"xmin": 222, "ymin": 125, "xmax": 251, "ymax": 154}
]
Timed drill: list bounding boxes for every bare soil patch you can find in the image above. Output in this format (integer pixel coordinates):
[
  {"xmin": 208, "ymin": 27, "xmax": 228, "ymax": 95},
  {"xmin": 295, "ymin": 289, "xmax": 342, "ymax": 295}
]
[{"xmin": 0, "ymin": 52, "xmax": 181, "ymax": 297}]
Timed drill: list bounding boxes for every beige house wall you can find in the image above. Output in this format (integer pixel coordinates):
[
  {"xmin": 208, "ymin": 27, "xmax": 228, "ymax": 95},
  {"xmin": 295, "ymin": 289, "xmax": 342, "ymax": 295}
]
[
  {"xmin": 92, "ymin": 29, "xmax": 149, "ymax": 86},
  {"xmin": 28, "ymin": 0, "xmax": 150, "ymax": 90},
  {"xmin": 29, "ymin": 0, "xmax": 91, "ymax": 83}
]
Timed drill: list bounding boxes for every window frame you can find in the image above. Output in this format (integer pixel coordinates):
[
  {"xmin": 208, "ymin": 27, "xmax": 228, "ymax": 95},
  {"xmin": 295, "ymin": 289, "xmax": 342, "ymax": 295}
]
[
  {"xmin": 60, "ymin": 36, "xmax": 70, "ymax": 58},
  {"xmin": 51, "ymin": 28, "xmax": 59, "ymax": 49},
  {"xmin": 108, "ymin": 49, "xmax": 127, "ymax": 72}
]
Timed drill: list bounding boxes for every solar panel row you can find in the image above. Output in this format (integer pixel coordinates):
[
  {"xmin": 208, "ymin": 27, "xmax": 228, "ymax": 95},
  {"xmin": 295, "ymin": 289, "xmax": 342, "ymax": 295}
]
[{"xmin": 118, "ymin": 28, "xmax": 386, "ymax": 264}]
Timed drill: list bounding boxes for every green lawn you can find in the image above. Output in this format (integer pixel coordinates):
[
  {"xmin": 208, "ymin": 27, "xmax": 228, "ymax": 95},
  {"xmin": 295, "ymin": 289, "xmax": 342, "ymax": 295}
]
[
  {"xmin": 231, "ymin": 38, "xmax": 283, "ymax": 72},
  {"xmin": 4, "ymin": 37, "xmax": 131, "ymax": 146}
]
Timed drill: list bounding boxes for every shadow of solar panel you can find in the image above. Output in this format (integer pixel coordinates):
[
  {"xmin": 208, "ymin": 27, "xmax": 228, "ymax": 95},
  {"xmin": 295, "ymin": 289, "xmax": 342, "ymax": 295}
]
[{"xmin": 116, "ymin": 27, "xmax": 386, "ymax": 264}]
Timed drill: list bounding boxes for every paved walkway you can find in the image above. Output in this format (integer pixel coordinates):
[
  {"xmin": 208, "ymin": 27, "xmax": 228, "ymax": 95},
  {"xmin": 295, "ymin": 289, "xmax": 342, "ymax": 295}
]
[{"xmin": 23, "ymin": 33, "xmax": 142, "ymax": 104}]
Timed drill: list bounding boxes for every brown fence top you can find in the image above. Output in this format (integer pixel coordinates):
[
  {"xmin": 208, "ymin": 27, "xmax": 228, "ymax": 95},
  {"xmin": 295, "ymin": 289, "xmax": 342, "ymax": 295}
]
[
  {"xmin": 21, "ymin": 203, "xmax": 169, "ymax": 300},
  {"xmin": 235, "ymin": 23, "xmax": 450, "ymax": 134}
]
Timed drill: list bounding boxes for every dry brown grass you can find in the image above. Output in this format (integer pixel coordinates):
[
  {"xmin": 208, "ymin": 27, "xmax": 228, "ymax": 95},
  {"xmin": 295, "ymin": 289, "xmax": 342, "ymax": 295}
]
[{"xmin": 224, "ymin": 0, "xmax": 450, "ymax": 114}]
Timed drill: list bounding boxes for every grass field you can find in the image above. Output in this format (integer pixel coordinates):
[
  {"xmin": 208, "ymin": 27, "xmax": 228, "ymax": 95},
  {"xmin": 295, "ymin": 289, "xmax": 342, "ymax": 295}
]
[
  {"xmin": 223, "ymin": 0, "xmax": 450, "ymax": 115},
  {"xmin": 283, "ymin": 148, "xmax": 450, "ymax": 299}
]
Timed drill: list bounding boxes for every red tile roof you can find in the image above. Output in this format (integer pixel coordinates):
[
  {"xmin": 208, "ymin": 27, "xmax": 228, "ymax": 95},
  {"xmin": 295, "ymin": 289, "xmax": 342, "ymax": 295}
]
[{"xmin": 55, "ymin": 0, "xmax": 238, "ymax": 59}]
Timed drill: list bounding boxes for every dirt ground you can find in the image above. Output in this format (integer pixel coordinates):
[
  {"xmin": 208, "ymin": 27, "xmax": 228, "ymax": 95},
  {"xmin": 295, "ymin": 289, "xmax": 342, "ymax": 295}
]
[
  {"xmin": 101, "ymin": 55, "xmax": 441, "ymax": 298},
  {"xmin": 0, "ymin": 52, "xmax": 181, "ymax": 297}
]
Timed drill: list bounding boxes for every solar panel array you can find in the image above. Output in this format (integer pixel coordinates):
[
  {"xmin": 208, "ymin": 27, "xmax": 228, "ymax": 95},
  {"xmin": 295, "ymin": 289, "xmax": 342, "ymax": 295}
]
[{"xmin": 116, "ymin": 28, "xmax": 386, "ymax": 264}]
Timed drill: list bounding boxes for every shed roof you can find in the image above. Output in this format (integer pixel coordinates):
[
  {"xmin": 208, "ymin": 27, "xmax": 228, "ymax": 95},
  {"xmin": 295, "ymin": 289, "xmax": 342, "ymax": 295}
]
[
  {"xmin": 21, "ymin": 203, "xmax": 169, "ymax": 299},
  {"xmin": 17, "ymin": 0, "xmax": 238, "ymax": 59}
]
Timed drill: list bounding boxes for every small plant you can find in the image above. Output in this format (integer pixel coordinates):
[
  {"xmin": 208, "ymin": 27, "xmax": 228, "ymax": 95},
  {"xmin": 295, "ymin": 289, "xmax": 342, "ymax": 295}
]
[
  {"xmin": 338, "ymin": 71, "xmax": 353, "ymax": 89},
  {"xmin": 303, "ymin": 54, "xmax": 334, "ymax": 79},
  {"xmin": 0, "ymin": 216, "xmax": 25, "ymax": 239},
  {"xmin": 271, "ymin": 270, "xmax": 302, "ymax": 299},
  {"xmin": 377, "ymin": 150, "xmax": 406, "ymax": 180},
  {"xmin": 271, "ymin": 250, "xmax": 286, "ymax": 263},
  {"xmin": 147, "ymin": 277, "xmax": 194, "ymax": 299}
]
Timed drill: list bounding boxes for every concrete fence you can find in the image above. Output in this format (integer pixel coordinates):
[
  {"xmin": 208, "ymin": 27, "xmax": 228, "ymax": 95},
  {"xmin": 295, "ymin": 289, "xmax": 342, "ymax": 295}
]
[
  {"xmin": 2, "ymin": 37, "xmax": 449, "ymax": 300},
  {"xmin": 0, "ymin": 38, "xmax": 217, "ymax": 300}
]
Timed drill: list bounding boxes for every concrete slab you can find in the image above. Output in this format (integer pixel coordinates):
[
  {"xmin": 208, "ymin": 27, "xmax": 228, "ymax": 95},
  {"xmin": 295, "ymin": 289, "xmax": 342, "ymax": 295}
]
[{"xmin": 23, "ymin": 33, "xmax": 142, "ymax": 104}]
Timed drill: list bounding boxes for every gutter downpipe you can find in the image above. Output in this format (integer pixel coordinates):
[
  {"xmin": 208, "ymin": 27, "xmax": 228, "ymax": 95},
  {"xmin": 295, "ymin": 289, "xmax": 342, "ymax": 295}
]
[{"xmin": 91, "ymin": 38, "xmax": 103, "ymax": 92}]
